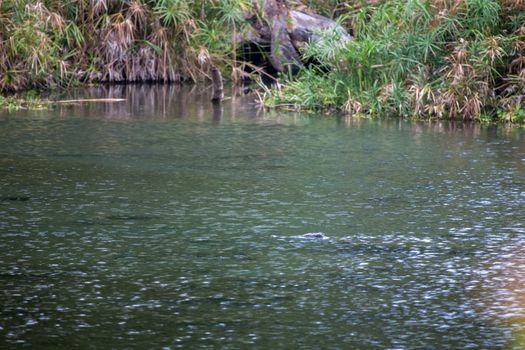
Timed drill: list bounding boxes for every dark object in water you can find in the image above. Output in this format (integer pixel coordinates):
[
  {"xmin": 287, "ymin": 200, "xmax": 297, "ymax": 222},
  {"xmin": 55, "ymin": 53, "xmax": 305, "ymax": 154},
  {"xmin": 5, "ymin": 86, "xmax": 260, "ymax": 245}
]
[
  {"xmin": 297, "ymin": 232, "xmax": 329, "ymax": 240},
  {"xmin": 210, "ymin": 65, "xmax": 224, "ymax": 102},
  {"xmin": 302, "ymin": 232, "xmax": 326, "ymax": 238},
  {"xmin": 0, "ymin": 196, "xmax": 30, "ymax": 202},
  {"xmin": 105, "ymin": 214, "xmax": 157, "ymax": 221}
]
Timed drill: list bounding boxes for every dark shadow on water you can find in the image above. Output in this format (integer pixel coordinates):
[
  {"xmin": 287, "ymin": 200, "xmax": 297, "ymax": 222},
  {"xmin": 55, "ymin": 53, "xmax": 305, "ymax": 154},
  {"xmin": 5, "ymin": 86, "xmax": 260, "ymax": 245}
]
[
  {"xmin": 212, "ymin": 101, "xmax": 223, "ymax": 123},
  {"xmin": 0, "ymin": 195, "xmax": 30, "ymax": 202},
  {"xmin": 105, "ymin": 214, "xmax": 159, "ymax": 221}
]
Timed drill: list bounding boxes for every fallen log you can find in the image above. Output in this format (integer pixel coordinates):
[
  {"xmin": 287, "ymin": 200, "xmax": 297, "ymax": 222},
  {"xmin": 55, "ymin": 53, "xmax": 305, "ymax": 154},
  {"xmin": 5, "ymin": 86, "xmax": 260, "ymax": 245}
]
[{"xmin": 51, "ymin": 98, "xmax": 126, "ymax": 104}]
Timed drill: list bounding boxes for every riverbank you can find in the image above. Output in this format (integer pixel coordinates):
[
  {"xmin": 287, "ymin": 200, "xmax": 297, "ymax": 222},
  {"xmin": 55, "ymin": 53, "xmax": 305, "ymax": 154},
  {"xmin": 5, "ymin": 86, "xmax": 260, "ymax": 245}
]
[
  {"xmin": 262, "ymin": 0, "xmax": 525, "ymax": 125},
  {"xmin": 1, "ymin": 1, "xmax": 524, "ymax": 125}
]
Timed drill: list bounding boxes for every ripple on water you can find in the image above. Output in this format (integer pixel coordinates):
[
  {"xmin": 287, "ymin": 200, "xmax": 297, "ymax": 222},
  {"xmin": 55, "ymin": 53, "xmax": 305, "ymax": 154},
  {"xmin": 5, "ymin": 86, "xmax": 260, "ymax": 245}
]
[{"xmin": 1, "ymin": 88, "xmax": 525, "ymax": 349}]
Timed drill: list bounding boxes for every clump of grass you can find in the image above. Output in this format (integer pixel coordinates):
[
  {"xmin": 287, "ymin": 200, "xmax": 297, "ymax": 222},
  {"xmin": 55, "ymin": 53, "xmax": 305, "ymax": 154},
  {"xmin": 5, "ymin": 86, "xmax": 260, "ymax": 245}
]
[
  {"xmin": 266, "ymin": 0, "xmax": 525, "ymax": 124},
  {"xmin": 0, "ymin": 91, "xmax": 49, "ymax": 111},
  {"xmin": 0, "ymin": 96, "xmax": 24, "ymax": 111}
]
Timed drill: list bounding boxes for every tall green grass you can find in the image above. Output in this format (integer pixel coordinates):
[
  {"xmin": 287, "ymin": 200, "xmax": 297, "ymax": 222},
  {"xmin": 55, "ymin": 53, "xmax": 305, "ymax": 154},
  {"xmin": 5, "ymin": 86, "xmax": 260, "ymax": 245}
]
[
  {"xmin": 0, "ymin": 0, "xmax": 251, "ymax": 92},
  {"xmin": 265, "ymin": 0, "xmax": 525, "ymax": 123}
]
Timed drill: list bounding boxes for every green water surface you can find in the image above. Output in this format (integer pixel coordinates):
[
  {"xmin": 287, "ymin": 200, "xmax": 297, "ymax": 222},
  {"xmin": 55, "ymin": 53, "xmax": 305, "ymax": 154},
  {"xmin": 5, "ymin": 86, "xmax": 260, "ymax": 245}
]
[{"xmin": 1, "ymin": 85, "xmax": 525, "ymax": 349}]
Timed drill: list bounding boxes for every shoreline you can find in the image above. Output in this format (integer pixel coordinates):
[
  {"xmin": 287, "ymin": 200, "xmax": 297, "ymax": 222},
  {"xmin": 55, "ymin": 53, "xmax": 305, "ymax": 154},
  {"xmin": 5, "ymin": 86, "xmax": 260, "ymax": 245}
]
[
  {"xmin": 1, "ymin": 1, "xmax": 524, "ymax": 125},
  {"xmin": 1, "ymin": 82, "xmax": 524, "ymax": 128}
]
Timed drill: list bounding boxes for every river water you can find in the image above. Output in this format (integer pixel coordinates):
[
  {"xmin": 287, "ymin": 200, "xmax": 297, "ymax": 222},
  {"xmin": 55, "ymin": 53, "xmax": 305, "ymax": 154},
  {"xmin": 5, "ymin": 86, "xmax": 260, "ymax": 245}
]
[{"xmin": 1, "ymin": 85, "xmax": 525, "ymax": 349}]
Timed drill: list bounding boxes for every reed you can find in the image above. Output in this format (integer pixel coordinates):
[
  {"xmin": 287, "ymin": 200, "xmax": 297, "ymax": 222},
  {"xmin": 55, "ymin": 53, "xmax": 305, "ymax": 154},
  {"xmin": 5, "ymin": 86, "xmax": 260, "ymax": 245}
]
[{"xmin": 266, "ymin": 0, "xmax": 525, "ymax": 124}]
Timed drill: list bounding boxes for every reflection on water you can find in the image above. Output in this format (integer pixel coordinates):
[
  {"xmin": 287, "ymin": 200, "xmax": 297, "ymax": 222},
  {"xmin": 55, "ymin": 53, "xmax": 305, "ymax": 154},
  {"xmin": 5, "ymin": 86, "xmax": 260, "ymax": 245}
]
[
  {"xmin": 1, "ymin": 85, "xmax": 525, "ymax": 349},
  {"xmin": 38, "ymin": 84, "xmax": 252, "ymax": 120},
  {"xmin": 473, "ymin": 240, "xmax": 525, "ymax": 348}
]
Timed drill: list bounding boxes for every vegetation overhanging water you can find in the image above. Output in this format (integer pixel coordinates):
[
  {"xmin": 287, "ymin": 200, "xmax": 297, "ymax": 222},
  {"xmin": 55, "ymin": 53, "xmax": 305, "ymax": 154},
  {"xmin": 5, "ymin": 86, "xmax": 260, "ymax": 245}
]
[{"xmin": 1, "ymin": 0, "xmax": 525, "ymax": 124}]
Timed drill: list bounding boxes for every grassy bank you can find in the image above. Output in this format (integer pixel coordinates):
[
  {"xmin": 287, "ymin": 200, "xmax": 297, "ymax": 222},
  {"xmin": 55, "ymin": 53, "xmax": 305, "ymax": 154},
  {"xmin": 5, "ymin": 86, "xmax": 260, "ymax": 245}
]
[
  {"xmin": 265, "ymin": 0, "xmax": 525, "ymax": 124},
  {"xmin": 1, "ymin": 1, "xmax": 525, "ymax": 124}
]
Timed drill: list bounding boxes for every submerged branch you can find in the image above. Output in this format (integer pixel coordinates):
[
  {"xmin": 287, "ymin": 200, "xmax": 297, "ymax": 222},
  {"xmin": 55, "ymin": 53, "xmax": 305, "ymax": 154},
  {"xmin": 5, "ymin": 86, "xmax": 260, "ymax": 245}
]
[
  {"xmin": 50, "ymin": 98, "xmax": 126, "ymax": 104},
  {"xmin": 210, "ymin": 65, "xmax": 224, "ymax": 102}
]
